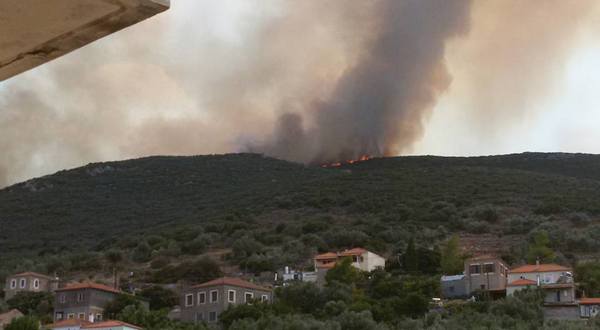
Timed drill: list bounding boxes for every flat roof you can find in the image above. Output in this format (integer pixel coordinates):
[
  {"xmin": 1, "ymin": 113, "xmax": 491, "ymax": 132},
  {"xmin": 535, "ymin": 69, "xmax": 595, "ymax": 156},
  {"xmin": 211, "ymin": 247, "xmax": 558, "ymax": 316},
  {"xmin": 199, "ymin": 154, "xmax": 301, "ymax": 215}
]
[{"xmin": 0, "ymin": 0, "xmax": 169, "ymax": 82}]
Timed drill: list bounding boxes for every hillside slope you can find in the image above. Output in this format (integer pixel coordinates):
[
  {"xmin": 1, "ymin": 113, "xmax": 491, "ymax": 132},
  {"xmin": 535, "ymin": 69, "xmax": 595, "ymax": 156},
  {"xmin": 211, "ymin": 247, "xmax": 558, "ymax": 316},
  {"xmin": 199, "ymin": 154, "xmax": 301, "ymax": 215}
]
[{"xmin": 1, "ymin": 152, "xmax": 600, "ymax": 275}]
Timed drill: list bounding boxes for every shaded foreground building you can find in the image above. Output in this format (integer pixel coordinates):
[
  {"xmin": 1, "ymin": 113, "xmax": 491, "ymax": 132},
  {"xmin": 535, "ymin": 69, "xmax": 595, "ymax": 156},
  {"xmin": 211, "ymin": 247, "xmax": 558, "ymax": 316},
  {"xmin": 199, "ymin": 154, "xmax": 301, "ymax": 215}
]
[
  {"xmin": 53, "ymin": 282, "xmax": 121, "ymax": 323},
  {"xmin": 3, "ymin": 271, "xmax": 58, "ymax": 300},
  {"xmin": 0, "ymin": 0, "xmax": 170, "ymax": 82},
  {"xmin": 180, "ymin": 277, "xmax": 272, "ymax": 324}
]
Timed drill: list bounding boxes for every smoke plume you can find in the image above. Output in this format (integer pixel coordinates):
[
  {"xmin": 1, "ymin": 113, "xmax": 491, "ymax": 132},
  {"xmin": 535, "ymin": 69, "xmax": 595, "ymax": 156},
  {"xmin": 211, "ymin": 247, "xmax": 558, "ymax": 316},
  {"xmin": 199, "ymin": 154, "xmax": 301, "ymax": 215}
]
[
  {"xmin": 253, "ymin": 0, "xmax": 471, "ymax": 163},
  {"xmin": 0, "ymin": 0, "xmax": 598, "ymax": 187}
]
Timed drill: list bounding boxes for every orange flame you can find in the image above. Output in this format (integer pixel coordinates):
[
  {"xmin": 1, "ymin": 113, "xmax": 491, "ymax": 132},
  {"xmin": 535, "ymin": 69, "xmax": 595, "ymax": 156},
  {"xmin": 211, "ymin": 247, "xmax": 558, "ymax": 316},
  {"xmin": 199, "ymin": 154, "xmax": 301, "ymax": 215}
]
[{"xmin": 321, "ymin": 155, "xmax": 372, "ymax": 168}]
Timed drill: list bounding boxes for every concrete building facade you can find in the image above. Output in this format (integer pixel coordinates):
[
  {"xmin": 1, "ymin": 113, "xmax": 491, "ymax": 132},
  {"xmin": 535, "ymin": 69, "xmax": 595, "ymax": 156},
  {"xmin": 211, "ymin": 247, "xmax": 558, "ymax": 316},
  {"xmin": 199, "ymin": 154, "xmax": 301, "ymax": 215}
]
[
  {"xmin": 4, "ymin": 272, "xmax": 57, "ymax": 300},
  {"xmin": 54, "ymin": 283, "xmax": 121, "ymax": 323},
  {"xmin": 180, "ymin": 277, "xmax": 272, "ymax": 324},
  {"xmin": 464, "ymin": 256, "xmax": 509, "ymax": 297}
]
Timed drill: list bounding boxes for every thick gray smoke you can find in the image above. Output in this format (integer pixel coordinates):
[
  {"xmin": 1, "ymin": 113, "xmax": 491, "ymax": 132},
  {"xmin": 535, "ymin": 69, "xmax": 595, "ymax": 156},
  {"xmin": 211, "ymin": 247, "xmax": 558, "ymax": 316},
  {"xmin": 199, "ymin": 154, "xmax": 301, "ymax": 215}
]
[
  {"xmin": 1, "ymin": 0, "xmax": 597, "ymax": 188},
  {"xmin": 254, "ymin": 0, "xmax": 472, "ymax": 163}
]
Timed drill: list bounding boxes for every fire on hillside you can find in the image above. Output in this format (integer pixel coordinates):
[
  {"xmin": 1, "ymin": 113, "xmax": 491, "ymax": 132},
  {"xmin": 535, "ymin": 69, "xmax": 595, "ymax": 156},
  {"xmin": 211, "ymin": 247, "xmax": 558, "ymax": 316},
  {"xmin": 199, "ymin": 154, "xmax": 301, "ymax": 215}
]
[{"xmin": 321, "ymin": 155, "xmax": 372, "ymax": 168}]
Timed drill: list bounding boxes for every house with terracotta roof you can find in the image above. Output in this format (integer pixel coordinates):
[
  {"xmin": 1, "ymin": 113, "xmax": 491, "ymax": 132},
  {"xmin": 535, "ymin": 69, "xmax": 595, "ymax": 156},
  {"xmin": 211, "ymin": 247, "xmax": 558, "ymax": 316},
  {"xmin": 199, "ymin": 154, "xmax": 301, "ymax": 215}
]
[
  {"xmin": 313, "ymin": 248, "xmax": 385, "ymax": 272},
  {"xmin": 45, "ymin": 319, "xmax": 142, "ymax": 330},
  {"xmin": 507, "ymin": 262, "xmax": 575, "ymax": 302},
  {"xmin": 53, "ymin": 282, "xmax": 122, "ymax": 323},
  {"xmin": 3, "ymin": 271, "xmax": 58, "ymax": 300},
  {"xmin": 0, "ymin": 309, "xmax": 24, "ymax": 329},
  {"xmin": 313, "ymin": 248, "xmax": 385, "ymax": 286},
  {"xmin": 180, "ymin": 277, "xmax": 272, "ymax": 324},
  {"xmin": 579, "ymin": 298, "xmax": 600, "ymax": 319},
  {"xmin": 507, "ymin": 261, "xmax": 577, "ymax": 320},
  {"xmin": 44, "ymin": 319, "xmax": 92, "ymax": 330}
]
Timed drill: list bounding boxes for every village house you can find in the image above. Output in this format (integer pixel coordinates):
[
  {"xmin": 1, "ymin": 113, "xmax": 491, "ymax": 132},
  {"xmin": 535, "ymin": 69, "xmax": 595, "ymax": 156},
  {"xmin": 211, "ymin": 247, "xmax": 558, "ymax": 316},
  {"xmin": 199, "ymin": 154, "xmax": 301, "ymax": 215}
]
[
  {"xmin": 507, "ymin": 262, "xmax": 577, "ymax": 320},
  {"xmin": 440, "ymin": 256, "xmax": 509, "ymax": 299},
  {"xmin": 3, "ymin": 272, "xmax": 58, "ymax": 300},
  {"xmin": 46, "ymin": 320, "xmax": 142, "ymax": 330},
  {"xmin": 53, "ymin": 282, "xmax": 121, "ymax": 323},
  {"xmin": 464, "ymin": 256, "xmax": 509, "ymax": 298},
  {"xmin": 313, "ymin": 248, "xmax": 386, "ymax": 283},
  {"xmin": 579, "ymin": 298, "xmax": 600, "ymax": 319},
  {"xmin": 314, "ymin": 248, "xmax": 385, "ymax": 272},
  {"xmin": 0, "ymin": 309, "xmax": 24, "ymax": 329},
  {"xmin": 180, "ymin": 277, "xmax": 272, "ymax": 324}
]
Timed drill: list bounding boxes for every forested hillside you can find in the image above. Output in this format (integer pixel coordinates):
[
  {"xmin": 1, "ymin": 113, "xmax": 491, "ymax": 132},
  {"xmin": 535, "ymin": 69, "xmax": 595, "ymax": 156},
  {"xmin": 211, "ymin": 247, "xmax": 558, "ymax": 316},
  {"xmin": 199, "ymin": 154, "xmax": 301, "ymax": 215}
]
[{"xmin": 1, "ymin": 152, "xmax": 600, "ymax": 280}]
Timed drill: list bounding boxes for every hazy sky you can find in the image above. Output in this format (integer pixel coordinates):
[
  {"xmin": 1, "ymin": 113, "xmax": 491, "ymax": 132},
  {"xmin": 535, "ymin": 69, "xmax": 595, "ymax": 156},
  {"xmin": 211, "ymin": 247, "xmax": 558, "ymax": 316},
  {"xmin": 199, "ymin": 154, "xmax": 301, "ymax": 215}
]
[{"xmin": 1, "ymin": 0, "xmax": 600, "ymax": 187}]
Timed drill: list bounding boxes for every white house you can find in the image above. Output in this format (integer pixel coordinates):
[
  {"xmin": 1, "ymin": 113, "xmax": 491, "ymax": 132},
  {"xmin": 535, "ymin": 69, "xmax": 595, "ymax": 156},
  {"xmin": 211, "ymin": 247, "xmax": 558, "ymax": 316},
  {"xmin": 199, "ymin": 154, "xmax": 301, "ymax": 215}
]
[{"xmin": 314, "ymin": 248, "xmax": 386, "ymax": 272}]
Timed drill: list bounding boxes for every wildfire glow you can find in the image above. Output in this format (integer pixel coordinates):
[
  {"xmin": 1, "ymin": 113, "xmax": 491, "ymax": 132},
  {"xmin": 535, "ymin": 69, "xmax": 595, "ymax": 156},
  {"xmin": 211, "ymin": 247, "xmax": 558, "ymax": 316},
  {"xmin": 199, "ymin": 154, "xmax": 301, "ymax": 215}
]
[{"xmin": 321, "ymin": 155, "xmax": 372, "ymax": 168}]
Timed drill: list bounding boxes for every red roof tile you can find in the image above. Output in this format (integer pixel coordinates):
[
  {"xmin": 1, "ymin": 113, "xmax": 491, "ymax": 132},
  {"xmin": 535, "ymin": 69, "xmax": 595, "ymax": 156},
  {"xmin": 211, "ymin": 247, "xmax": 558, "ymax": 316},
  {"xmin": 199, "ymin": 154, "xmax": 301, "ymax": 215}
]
[
  {"xmin": 507, "ymin": 279, "xmax": 537, "ymax": 286},
  {"xmin": 580, "ymin": 298, "xmax": 600, "ymax": 305},
  {"xmin": 340, "ymin": 248, "xmax": 367, "ymax": 256},
  {"xmin": 192, "ymin": 277, "xmax": 271, "ymax": 292},
  {"xmin": 509, "ymin": 264, "xmax": 571, "ymax": 274},
  {"xmin": 12, "ymin": 272, "xmax": 54, "ymax": 280},
  {"xmin": 314, "ymin": 252, "xmax": 338, "ymax": 260},
  {"xmin": 56, "ymin": 282, "xmax": 121, "ymax": 294},
  {"xmin": 46, "ymin": 319, "xmax": 92, "ymax": 329},
  {"xmin": 82, "ymin": 320, "xmax": 142, "ymax": 329}
]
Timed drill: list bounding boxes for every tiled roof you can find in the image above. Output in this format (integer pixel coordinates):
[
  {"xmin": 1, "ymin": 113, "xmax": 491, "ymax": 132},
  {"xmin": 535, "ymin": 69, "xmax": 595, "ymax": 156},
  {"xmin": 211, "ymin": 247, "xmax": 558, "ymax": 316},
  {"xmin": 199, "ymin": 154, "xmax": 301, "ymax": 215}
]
[
  {"xmin": 507, "ymin": 279, "xmax": 537, "ymax": 286},
  {"xmin": 55, "ymin": 282, "xmax": 121, "ymax": 294},
  {"xmin": 82, "ymin": 320, "xmax": 142, "ymax": 329},
  {"xmin": 192, "ymin": 277, "xmax": 271, "ymax": 292},
  {"xmin": 46, "ymin": 319, "xmax": 92, "ymax": 329},
  {"xmin": 12, "ymin": 272, "xmax": 54, "ymax": 280},
  {"xmin": 0, "ymin": 309, "xmax": 24, "ymax": 325},
  {"xmin": 580, "ymin": 298, "xmax": 600, "ymax": 305},
  {"xmin": 314, "ymin": 252, "xmax": 338, "ymax": 260},
  {"xmin": 340, "ymin": 248, "xmax": 367, "ymax": 256},
  {"xmin": 509, "ymin": 264, "xmax": 571, "ymax": 274}
]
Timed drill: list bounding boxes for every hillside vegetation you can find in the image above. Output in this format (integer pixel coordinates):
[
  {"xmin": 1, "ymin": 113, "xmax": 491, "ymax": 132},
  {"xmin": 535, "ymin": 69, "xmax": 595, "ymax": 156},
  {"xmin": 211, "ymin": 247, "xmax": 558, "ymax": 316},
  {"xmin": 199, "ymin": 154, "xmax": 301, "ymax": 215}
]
[{"xmin": 1, "ymin": 152, "xmax": 600, "ymax": 280}]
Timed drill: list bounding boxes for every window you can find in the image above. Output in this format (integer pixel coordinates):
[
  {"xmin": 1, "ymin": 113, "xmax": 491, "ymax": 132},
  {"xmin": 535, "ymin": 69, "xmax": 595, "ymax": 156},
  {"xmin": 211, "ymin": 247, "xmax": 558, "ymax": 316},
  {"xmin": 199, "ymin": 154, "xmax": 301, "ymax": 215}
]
[
  {"xmin": 77, "ymin": 293, "xmax": 85, "ymax": 302},
  {"xmin": 208, "ymin": 311, "xmax": 217, "ymax": 322},
  {"xmin": 244, "ymin": 292, "xmax": 254, "ymax": 303},
  {"xmin": 55, "ymin": 312, "xmax": 64, "ymax": 320},
  {"xmin": 19, "ymin": 279, "xmax": 26, "ymax": 288},
  {"xmin": 195, "ymin": 312, "xmax": 203, "ymax": 322},
  {"xmin": 10, "ymin": 279, "xmax": 16, "ymax": 289},
  {"xmin": 210, "ymin": 290, "xmax": 218, "ymax": 303},
  {"xmin": 483, "ymin": 263, "xmax": 495, "ymax": 274},
  {"xmin": 556, "ymin": 291, "xmax": 561, "ymax": 302},
  {"xmin": 78, "ymin": 313, "xmax": 85, "ymax": 320},
  {"xmin": 469, "ymin": 264, "xmax": 481, "ymax": 275},
  {"xmin": 33, "ymin": 279, "xmax": 40, "ymax": 289},
  {"xmin": 228, "ymin": 290, "xmax": 236, "ymax": 303},
  {"xmin": 480, "ymin": 284, "xmax": 486, "ymax": 290},
  {"xmin": 261, "ymin": 295, "xmax": 269, "ymax": 302},
  {"xmin": 67, "ymin": 313, "xmax": 75, "ymax": 320},
  {"xmin": 96, "ymin": 314, "xmax": 103, "ymax": 321},
  {"xmin": 198, "ymin": 292, "xmax": 206, "ymax": 304},
  {"xmin": 59, "ymin": 294, "xmax": 66, "ymax": 304},
  {"xmin": 449, "ymin": 286, "xmax": 455, "ymax": 293},
  {"xmin": 185, "ymin": 294, "xmax": 194, "ymax": 307}
]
